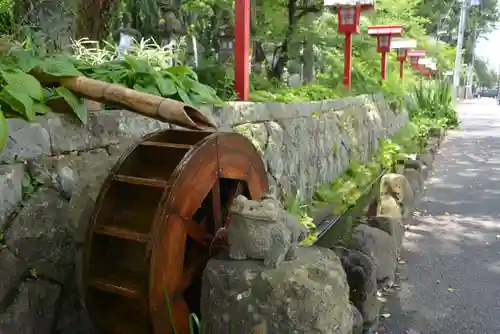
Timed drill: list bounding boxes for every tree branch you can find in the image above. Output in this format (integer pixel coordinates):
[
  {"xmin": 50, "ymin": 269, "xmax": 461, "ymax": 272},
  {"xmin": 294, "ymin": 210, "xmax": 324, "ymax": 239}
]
[{"xmin": 295, "ymin": 6, "xmax": 322, "ymax": 21}]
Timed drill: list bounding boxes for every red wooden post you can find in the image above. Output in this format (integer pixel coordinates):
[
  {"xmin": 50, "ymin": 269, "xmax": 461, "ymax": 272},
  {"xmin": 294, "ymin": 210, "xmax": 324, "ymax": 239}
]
[
  {"xmin": 368, "ymin": 25, "xmax": 404, "ymax": 81},
  {"xmin": 344, "ymin": 32, "xmax": 353, "ymax": 88},
  {"xmin": 330, "ymin": 4, "xmax": 374, "ymax": 90},
  {"xmin": 381, "ymin": 51, "xmax": 387, "ymax": 80},
  {"xmin": 234, "ymin": 0, "xmax": 250, "ymax": 101}
]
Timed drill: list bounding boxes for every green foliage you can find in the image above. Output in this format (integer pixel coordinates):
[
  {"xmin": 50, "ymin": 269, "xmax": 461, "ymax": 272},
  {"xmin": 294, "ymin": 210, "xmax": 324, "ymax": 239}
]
[
  {"xmin": 409, "ymin": 78, "xmax": 459, "ymax": 128},
  {"xmin": 250, "ymin": 83, "xmax": 344, "ymax": 102},
  {"xmin": 474, "ymin": 57, "xmax": 497, "ymax": 88},
  {"xmin": 0, "ymin": 47, "xmax": 83, "ymax": 146},
  {"xmin": 0, "ymin": 42, "xmax": 224, "ymax": 150},
  {"xmin": 76, "ymin": 56, "xmax": 223, "ymax": 107},
  {"xmin": 194, "ymin": 58, "xmax": 236, "ymax": 101}
]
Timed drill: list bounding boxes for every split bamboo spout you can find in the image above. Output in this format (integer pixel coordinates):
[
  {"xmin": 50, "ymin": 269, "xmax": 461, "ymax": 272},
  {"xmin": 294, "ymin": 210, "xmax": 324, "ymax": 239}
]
[{"xmin": 60, "ymin": 76, "xmax": 216, "ymax": 130}]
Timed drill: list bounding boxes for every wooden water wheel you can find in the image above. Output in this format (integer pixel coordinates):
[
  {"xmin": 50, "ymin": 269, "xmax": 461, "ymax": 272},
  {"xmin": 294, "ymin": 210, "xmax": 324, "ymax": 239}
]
[{"xmin": 82, "ymin": 129, "xmax": 269, "ymax": 334}]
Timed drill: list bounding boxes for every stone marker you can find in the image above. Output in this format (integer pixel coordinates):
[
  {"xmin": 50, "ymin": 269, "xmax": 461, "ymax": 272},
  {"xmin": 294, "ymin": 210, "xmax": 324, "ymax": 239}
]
[
  {"xmin": 332, "ymin": 246, "xmax": 380, "ymax": 332},
  {"xmin": 350, "ymin": 304, "xmax": 364, "ymax": 334},
  {"xmin": 350, "ymin": 224, "xmax": 397, "ymax": 289},
  {"xmin": 201, "ymin": 246, "xmax": 352, "ymax": 334},
  {"xmin": 379, "ymin": 173, "xmax": 414, "ymax": 218}
]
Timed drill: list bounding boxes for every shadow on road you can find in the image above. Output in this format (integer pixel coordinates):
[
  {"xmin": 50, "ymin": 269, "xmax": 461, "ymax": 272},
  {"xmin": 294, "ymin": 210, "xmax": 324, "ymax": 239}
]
[{"xmin": 379, "ymin": 101, "xmax": 500, "ymax": 333}]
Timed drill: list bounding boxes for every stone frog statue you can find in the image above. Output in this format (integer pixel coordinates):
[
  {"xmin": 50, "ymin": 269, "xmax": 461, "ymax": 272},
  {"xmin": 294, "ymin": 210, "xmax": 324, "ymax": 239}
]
[{"xmin": 227, "ymin": 195, "xmax": 308, "ymax": 268}]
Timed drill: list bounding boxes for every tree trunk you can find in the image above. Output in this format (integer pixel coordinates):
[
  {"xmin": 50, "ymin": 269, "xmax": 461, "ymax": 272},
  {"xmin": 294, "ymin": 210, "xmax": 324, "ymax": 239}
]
[
  {"xmin": 302, "ymin": 41, "xmax": 315, "ymax": 83},
  {"xmin": 75, "ymin": 0, "xmax": 118, "ymax": 40},
  {"xmin": 15, "ymin": 0, "xmax": 74, "ymax": 50},
  {"xmin": 268, "ymin": 0, "xmax": 320, "ymax": 80}
]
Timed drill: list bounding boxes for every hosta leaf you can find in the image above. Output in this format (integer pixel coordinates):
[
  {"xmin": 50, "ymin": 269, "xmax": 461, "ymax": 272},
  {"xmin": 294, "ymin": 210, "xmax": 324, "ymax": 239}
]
[
  {"xmin": 1, "ymin": 85, "xmax": 35, "ymax": 121},
  {"xmin": 0, "ymin": 109, "xmax": 7, "ymax": 150},
  {"xmin": 1, "ymin": 69, "xmax": 44, "ymax": 101},
  {"xmin": 33, "ymin": 103, "xmax": 51, "ymax": 115},
  {"xmin": 155, "ymin": 77, "xmax": 177, "ymax": 96},
  {"xmin": 41, "ymin": 57, "xmax": 82, "ymax": 77},
  {"xmin": 177, "ymin": 88, "xmax": 194, "ymax": 107},
  {"xmin": 9, "ymin": 47, "xmax": 40, "ymax": 72},
  {"xmin": 133, "ymin": 84, "xmax": 160, "ymax": 96},
  {"xmin": 54, "ymin": 87, "xmax": 88, "ymax": 124},
  {"xmin": 166, "ymin": 66, "xmax": 198, "ymax": 80},
  {"xmin": 125, "ymin": 57, "xmax": 151, "ymax": 73}
]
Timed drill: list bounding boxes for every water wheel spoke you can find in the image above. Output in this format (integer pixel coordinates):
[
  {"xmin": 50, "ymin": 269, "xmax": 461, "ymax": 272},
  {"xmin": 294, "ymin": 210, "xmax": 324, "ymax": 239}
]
[
  {"xmin": 211, "ymin": 179, "xmax": 223, "ymax": 232},
  {"xmin": 169, "ymin": 297, "xmax": 191, "ymax": 333},
  {"xmin": 183, "ymin": 217, "xmax": 212, "ymax": 246}
]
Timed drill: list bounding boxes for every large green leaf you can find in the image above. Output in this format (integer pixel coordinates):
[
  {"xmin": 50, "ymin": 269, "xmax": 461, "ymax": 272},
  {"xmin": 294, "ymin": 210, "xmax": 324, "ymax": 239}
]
[
  {"xmin": 133, "ymin": 84, "xmax": 160, "ymax": 96},
  {"xmin": 125, "ymin": 57, "xmax": 152, "ymax": 74},
  {"xmin": 155, "ymin": 77, "xmax": 177, "ymax": 96},
  {"xmin": 9, "ymin": 48, "xmax": 40, "ymax": 73},
  {"xmin": 54, "ymin": 87, "xmax": 88, "ymax": 124},
  {"xmin": 177, "ymin": 88, "xmax": 194, "ymax": 107},
  {"xmin": 41, "ymin": 57, "xmax": 82, "ymax": 77},
  {"xmin": 1, "ymin": 69, "xmax": 44, "ymax": 101},
  {"xmin": 166, "ymin": 66, "xmax": 198, "ymax": 80},
  {"xmin": 0, "ymin": 108, "xmax": 7, "ymax": 150},
  {"xmin": 1, "ymin": 85, "xmax": 35, "ymax": 121},
  {"xmin": 33, "ymin": 103, "xmax": 51, "ymax": 115}
]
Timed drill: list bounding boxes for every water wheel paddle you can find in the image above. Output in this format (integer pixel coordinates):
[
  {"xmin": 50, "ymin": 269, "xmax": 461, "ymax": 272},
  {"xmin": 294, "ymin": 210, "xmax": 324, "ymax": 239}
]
[{"xmin": 82, "ymin": 129, "xmax": 269, "ymax": 333}]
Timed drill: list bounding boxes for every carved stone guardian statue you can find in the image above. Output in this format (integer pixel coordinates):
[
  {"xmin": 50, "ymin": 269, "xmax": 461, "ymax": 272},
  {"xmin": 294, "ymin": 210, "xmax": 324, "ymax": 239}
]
[
  {"xmin": 113, "ymin": 13, "xmax": 141, "ymax": 58},
  {"xmin": 227, "ymin": 195, "xmax": 308, "ymax": 268}
]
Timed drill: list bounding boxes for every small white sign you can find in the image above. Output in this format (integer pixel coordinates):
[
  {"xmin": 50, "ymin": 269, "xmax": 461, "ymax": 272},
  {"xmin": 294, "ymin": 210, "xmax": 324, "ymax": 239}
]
[
  {"xmin": 418, "ymin": 57, "xmax": 432, "ymax": 65},
  {"xmin": 390, "ymin": 38, "xmax": 417, "ymax": 50},
  {"xmin": 323, "ymin": 0, "xmax": 374, "ymax": 7},
  {"xmin": 427, "ymin": 63, "xmax": 437, "ymax": 70}
]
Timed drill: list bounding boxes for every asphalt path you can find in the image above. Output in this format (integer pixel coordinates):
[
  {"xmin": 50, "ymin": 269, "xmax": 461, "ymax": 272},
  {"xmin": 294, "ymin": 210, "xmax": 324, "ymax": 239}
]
[{"xmin": 381, "ymin": 98, "xmax": 500, "ymax": 334}]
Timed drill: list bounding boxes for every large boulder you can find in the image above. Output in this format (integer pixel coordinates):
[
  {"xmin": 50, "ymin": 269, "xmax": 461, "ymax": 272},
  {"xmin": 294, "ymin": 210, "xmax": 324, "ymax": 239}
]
[
  {"xmin": 0, "ymin": 280, "xmax": 61, "ymax": 334},
  {"xmin": 403, "ymin": 161, "xmax": 425, "ymax": 198},
  {"xmin": 350, "ymin": 304, "xmax": 364, "ymax": 334},
  {"xmin": 332, "ymin": 246, "xmax": 380, "ymax": 332},
  {"xmin": 201, "ymin": 246, "xmax": 352, "ymax": 334},
  {"xmin": 349, "ymin": 224, "xmax": 397, "ymax": 289}
]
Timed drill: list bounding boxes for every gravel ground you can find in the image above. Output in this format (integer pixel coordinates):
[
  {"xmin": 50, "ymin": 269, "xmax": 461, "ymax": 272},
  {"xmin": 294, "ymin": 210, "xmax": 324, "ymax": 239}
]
[{"xmin": 380, "ymin": 99, "xmax": 500, "ymax": 334}]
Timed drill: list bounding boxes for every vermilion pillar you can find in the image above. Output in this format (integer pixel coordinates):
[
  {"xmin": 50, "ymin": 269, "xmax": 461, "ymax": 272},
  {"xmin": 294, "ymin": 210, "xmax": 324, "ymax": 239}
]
[
  {"xmin": 234, "ymin": 0, "xmax": 250, "ymax": 101},
  {"xmin": 381, "ymin": 51, "xmax": 387, "ymax": 80},
  {"xmin": 344, "ymin": 32, "xmax": 353, "ymax": 88}
]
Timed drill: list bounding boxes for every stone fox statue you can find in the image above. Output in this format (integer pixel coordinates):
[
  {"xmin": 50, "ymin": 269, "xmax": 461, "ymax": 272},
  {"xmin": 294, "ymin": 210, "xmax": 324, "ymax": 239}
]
[{"xmin": 227, "ymin": 195, "xmax": 308, "ymax": 268}]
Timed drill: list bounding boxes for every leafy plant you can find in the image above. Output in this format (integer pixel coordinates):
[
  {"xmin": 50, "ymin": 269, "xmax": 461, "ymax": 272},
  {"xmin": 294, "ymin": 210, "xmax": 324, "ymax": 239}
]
[
  {"xmin": 409, "ymin": 78, "xmax": 459, "ymax": 128},
  {"xmin": 0, "ymin": 40, "xmax": 224, "ymax": 150},
  {"xmin": 76, "ymin": 56, "xmax": 223, "ymax": 107}
]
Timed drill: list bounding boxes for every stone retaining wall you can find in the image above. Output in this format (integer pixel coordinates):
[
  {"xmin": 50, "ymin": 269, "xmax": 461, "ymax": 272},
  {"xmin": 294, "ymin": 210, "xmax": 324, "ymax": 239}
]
[{"xmin": 0, "ymin": 93, "xmax": 408, "ymax": 333}]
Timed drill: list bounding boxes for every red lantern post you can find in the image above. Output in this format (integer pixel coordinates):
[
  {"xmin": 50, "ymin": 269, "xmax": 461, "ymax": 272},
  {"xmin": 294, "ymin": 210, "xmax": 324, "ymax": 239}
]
[
  {"xmin": 324, "ymin": 1, "xmax": 375, "ymax": 90},
  {"xmin": 234, "ymin": 0, "xmax": 250, "ymax": 101},
  {"xmin": 390, "ymin": 38, "xmax": 417, "ymax": 81},
  {"xmin": 368, "ymin": 25, "xmax": 404, "ymax": 80},
  {"xmin": 407, "ymin": 50, "xmax": 426, "ymax": 70}
]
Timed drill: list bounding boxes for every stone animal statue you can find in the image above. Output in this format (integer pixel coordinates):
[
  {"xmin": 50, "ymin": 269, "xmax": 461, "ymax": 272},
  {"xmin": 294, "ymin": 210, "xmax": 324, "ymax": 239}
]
[{"xmin": 227, "ymin": 195, "xmax": 308, "ymax": 268}]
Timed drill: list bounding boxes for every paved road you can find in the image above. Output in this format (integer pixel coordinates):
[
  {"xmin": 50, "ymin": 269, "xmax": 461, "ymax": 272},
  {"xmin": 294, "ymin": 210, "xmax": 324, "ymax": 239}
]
[{"xmin": 382, "ymin": 99, "xmax": 500, "ymax": 334}]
